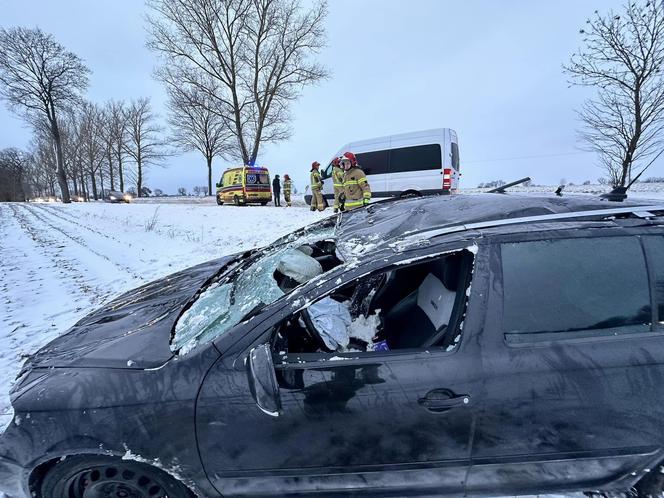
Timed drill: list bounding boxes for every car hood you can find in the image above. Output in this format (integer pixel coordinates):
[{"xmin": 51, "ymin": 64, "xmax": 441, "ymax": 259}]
[{"xmin": 20, "ymin": 253, "xmax": 244, "ymax": 372}]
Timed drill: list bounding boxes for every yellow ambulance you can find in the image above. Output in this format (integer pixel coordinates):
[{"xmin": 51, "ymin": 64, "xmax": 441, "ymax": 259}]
[{"xmin": 216, "ymin": 166, "xmax": 272, "ymax": 206}]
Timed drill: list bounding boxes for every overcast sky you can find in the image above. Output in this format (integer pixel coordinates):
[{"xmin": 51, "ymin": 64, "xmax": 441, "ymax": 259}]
[{"xmin": 2, "ymin": 0, "xmax": 662, "ymax": 194}]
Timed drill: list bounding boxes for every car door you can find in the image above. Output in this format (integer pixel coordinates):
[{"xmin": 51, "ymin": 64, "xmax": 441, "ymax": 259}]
[
  {"xmin": 196, "ymin": 245, "xmax": 490, "ymax": 496},
  {"xmin": 467, "ymin": 230, "xmax": 664, "ymax": 496}
]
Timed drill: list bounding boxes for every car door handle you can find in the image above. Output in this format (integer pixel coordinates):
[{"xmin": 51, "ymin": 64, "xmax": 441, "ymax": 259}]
[{"xmin": 418, "ymin": 389, "xmax": 470, "ymax": 413}]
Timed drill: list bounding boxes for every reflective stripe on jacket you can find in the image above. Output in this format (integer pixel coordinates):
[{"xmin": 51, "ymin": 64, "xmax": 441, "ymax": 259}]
[
  {"xmin": 342, "ymin": 167, "xmax": 371, "ymax": 209},
  {"xmin": 332, "ymin": 167, "xmax": 345, "ymax": 190},
  {"xmin": 283, "ymin": 179, "xmax": 292, "ymax": 193},
  {"xmin": 310, "ymin": 170, "xmax": 322, "ymax": 191}
]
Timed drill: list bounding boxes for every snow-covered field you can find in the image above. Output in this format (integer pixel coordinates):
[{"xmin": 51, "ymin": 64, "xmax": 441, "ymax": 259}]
[
  {"xmin": 0, "ymin": 189, "xmax": 637, "ymax": 497},
  {"xmin": 0, "ymin": 200, "xmax": 326, "ymax": 427}
]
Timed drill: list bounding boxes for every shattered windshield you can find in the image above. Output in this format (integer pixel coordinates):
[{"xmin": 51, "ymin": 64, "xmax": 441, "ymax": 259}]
[{"xmin": 172, "ymin": 223, "xmax": 338, "ymax": 353}]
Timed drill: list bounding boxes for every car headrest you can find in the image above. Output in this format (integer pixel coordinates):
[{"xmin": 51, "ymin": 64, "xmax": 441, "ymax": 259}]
[{"xmin": 416, "ymin": 273, "xmax": 456, "ymax": 330}]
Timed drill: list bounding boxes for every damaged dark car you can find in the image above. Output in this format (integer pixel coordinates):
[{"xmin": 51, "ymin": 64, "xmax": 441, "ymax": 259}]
[{"xmin": 3, "ymin": 193, "xmax": 664, "ymax": 498}]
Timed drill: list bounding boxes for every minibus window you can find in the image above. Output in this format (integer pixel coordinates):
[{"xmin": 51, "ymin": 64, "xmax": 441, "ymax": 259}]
[
  {"xmin": 389, "ymin": 144, "xmax": 442, "ymax": 173},
  {"xmin": 451, "ymin": 142, "xmax": 460, "ymax": 170},
  {"xmin": 356, "ymin": 150, "xmax": 389, "ymax": 175}
]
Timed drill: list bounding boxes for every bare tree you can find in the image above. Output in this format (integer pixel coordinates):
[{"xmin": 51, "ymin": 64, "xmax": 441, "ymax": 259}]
[
  {"xmin": 108, "ymin": 100, "xmax": 129, "ymax": 192},
  {"xmin": 0, "ymin": 27, "xmax": 90, "ymax": 202},
  {"xmin": 123, "ymin": 98, "xmax": 168, "ymax": 197},
  {"xmin": 565, "ymin": 2, "xmax": 664, "ymax": 187},
  {"xmin": 79, "ymin": 103, "xmax": 107, "ymax": 200},
  {"xmin": 164, "ymin": 74, "xmax": 233, "ymax": 195},
  {"xmin": 147, "ymin": 0, "xmax": 328, "ymax": 165},
  {"xmin": 177, "ymin": 186, "xmax": 187, "ymax": 196},
  {"xmin": 28, "ymin": 131, "xmax": 60, "ymax": 198}
]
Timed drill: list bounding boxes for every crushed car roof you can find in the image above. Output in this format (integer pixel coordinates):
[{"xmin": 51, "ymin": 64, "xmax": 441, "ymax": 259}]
[{"xmin": 337, "ymin": 193, "xmax": 660, "ymax": 247}]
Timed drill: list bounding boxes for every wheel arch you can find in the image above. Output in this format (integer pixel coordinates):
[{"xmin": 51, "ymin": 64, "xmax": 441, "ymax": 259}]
[{"xmin": 29, "ymin": 450, "xmax": 199, "ymax": 497}]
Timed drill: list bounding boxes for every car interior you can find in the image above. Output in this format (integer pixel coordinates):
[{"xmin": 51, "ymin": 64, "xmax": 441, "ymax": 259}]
[{"xmin": 271, "ymin": 250, "xmax": 474, "ymax": 358}]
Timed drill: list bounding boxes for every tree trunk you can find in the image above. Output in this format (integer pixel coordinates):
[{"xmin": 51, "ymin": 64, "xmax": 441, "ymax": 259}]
[
  {"xmin": 108, "ymin": 148, "xmax": 115, "ymax": 191},
  {"xmin": 90, "ymin": 168, "xmax": 98, "ymax": 200},
  {"xmin": 99, "ymin": 167, "xmax": 105, "ymax": 197},
  {"xmin": 137, "ymin": 153, "xmax": 143, "ymax": 197},
  {"xmin": 117, "ymin": 147, "xmax": 124, "ymax": 192},
  {"xmin": 51, "ymin": 117, "xmax": 71, "ymax": 203},
  {"xmin": 619, "ymin": 86, "xmax": 644, "ymax": 187},
  {"xmin": 207, "ymin": 155, "xmax": 213, "ymax": 196},
  {"xmin": 80, "ymin": 168, "xmax": 87, "ymax": 200}
]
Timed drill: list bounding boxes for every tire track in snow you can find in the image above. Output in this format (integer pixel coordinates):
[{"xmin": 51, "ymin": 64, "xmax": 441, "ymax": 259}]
[
  {"xmin": 35, "ymin": 203, "xmax": 121, "ymax": 241},
  {"xmin": 6, "ymin": 204, "xmax": 104, "ymax": 307},
  {"xmin": 19, "ymin": 204, "xmax": 142, "ymax": 280}
]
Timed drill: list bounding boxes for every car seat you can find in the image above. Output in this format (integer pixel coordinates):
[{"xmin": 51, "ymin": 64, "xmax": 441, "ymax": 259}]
[{"xmin": 382, "ymin": 259, "xmax": 460, "ymax": 349}]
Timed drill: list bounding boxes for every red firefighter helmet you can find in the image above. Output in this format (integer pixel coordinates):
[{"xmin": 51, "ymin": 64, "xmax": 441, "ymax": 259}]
[
  {"xmin": 332, "ymin": 157, "xmax": 341, "ymax": 167},
  {"xmin": 284, "ymin": 174, "xmax": 290, "ymax": 180},
  {"xmin": 341, "ymin": 151, "xmax": 357, "ymax": 167}
]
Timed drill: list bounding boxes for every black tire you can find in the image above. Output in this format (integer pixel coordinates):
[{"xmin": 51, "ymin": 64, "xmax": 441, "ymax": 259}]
[
  {"xmin": 400, "ymin": 190, "xmax": 422, "ymax": 199},
  {"xmin": 635, "ymin": 464, "xmax": 664, "ymax": 497},
  {"xmin": 260, "ymin": 201, "xmax": 268, "ymax": 206},
  {"xmin": 40, "ymin": 455, "xmax": 192, "ymax": 498},
  {"xmin": 216, "ymin": 195, "xmax": 223, "ymax": 205}
]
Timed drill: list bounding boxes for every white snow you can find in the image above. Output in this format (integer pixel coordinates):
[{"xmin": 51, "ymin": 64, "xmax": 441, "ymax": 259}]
[{"xmin": 0, "ymin": 200, "xmax": 326, "ymax": 430}]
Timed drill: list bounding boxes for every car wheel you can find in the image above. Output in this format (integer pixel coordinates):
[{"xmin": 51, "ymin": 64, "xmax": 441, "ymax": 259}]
[
  {"xmin": 216, "ymin": 196, "xmax": 223, "ymax": 205},
  {"xmin": 40, "ymin": 455, "xmax": 193, "ymax": 498},
  {"xmin": 260, "ymin": 201, "xmax": 268, "ymax": 206},
  {"xmin": 635, "ymin": 464, "xmax": 664, "ymax": 497}
]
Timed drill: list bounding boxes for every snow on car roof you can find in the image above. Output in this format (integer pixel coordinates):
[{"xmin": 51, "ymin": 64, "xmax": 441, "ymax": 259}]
[{"xmin": 336, "ymin": 193, "xmax": 658, "ymax": 250}]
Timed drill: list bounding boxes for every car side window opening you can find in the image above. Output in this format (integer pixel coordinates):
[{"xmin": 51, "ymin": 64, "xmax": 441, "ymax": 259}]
[
  {"xmin": 501, "ymin": 236, "xmax": 652, "ymax": 343},
  {"xmin": 271, "ymin": 250, "xmax": 474, "ymax": 359}
]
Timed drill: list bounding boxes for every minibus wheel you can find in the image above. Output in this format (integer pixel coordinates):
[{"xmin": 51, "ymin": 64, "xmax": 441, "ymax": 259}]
[{"xmin": 234, "ymin": 195, "xmax": 241, "ymax": 206}]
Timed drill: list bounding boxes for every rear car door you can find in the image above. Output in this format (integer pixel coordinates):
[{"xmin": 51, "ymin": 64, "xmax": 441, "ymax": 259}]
[{"xmin": 467, "ymin": 230, "xmax": 664, "ymax": 496}]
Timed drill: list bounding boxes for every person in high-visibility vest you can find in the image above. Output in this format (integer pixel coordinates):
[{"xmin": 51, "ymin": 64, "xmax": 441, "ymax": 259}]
[
  {"xmin": 309, "ymin": 161, "xmax": 325, "ymax": 211},
  {"xmin": 340, "ymin": 151, "xmax": 370, "ymax": 211},
  {"xmin": 283, "ymin": 174, "xmax": 293, "ymax": 207},
  {"xmin": 331, "ymin": 156, "xmax": 345, "ymax": 213}
]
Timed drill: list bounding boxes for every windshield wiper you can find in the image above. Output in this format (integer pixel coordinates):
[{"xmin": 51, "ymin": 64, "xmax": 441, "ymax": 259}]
[{"xmin": 240, "ymin": 303, "xmax": 265, "ymax": 323}]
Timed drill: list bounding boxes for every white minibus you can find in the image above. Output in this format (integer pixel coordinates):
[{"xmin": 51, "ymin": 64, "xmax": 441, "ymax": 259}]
[{"xmin": 313, "ymin": 128, "xmax": 459, "ymax": 205}]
